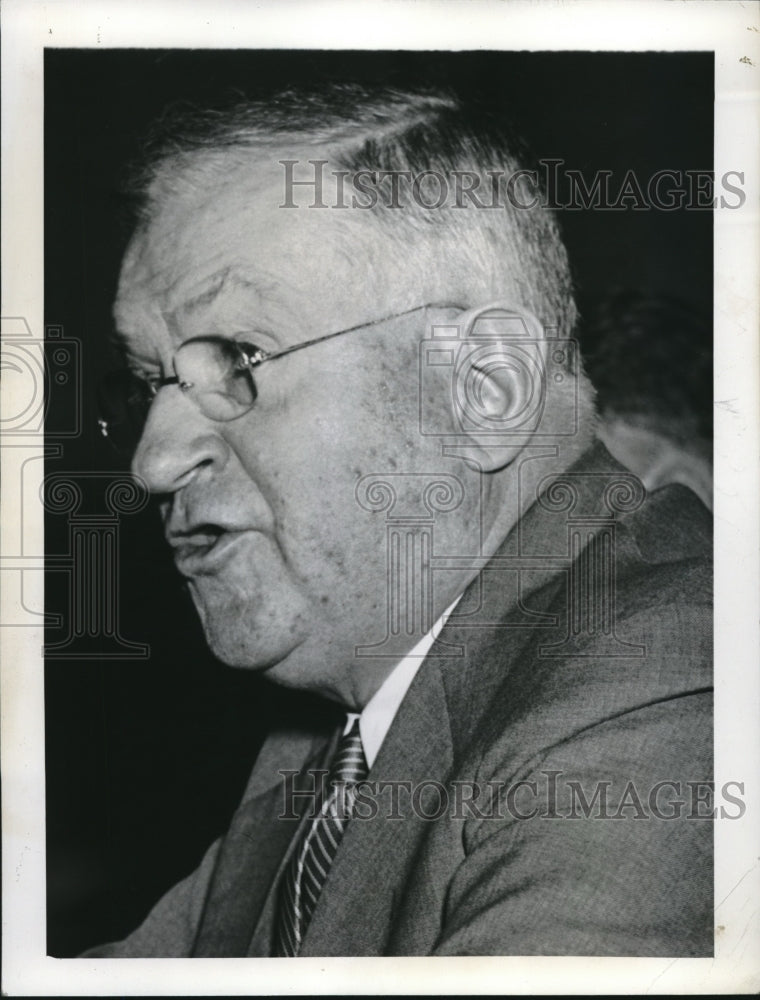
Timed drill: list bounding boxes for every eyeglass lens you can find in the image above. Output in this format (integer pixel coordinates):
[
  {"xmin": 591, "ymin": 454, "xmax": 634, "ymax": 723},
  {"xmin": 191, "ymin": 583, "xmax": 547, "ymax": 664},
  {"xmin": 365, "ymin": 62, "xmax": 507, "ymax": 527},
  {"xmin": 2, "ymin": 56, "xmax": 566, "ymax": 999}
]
[
  {"xmin": 175, "ymin": 338, "xmax": 259, "ymax": 420},
  {"xmin": 98, "ymin": 337, "xmax": 259, "ymax": 454}
]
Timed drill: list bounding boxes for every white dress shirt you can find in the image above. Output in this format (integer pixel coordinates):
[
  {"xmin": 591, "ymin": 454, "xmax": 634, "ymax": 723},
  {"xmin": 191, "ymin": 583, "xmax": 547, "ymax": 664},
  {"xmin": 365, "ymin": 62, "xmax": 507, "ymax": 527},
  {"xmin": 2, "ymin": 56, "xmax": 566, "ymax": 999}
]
[{"xmin": 343, "ymin": 595, "xmax": 462, "ymax": 769}]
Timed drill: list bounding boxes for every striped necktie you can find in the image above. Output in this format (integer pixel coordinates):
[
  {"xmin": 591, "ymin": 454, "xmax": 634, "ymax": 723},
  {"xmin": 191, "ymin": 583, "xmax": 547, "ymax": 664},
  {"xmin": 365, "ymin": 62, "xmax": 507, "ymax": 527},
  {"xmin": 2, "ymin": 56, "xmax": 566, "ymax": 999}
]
[{"xmin": 273, "ymin": 718, "xmax": 368, "ymax": 956}]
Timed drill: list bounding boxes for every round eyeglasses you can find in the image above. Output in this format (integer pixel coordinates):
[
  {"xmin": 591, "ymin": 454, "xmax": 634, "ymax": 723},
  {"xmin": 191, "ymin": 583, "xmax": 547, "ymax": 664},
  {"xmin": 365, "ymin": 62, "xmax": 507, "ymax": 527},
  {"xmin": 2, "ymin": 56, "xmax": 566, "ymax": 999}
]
[
  {"xmin": 97, "ymin": 303, "xmax": 454, "ymax": 455},
  {"xmin": 98, "ymin": 337, "xmax": 264, "ymax": 455}
]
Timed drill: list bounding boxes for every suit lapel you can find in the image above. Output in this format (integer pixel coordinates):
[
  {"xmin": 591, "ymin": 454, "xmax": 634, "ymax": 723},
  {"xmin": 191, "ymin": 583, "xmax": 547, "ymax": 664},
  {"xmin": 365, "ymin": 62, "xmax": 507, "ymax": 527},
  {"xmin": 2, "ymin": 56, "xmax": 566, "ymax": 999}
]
[
  {"xmin": 298, "ymin": 656, "xmax": 455, "ymax": 956},
  {"xmin": 193, "ymin": 724, "xmax": 338, "ymax": 957}
]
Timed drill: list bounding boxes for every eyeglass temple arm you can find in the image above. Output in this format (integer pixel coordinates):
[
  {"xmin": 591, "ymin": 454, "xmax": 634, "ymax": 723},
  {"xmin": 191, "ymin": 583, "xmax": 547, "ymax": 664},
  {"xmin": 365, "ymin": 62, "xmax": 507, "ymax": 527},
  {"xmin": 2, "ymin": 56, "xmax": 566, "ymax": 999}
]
[{"xmin": 251, "ymin": 302, "xmax": 464, "ymax": 367}]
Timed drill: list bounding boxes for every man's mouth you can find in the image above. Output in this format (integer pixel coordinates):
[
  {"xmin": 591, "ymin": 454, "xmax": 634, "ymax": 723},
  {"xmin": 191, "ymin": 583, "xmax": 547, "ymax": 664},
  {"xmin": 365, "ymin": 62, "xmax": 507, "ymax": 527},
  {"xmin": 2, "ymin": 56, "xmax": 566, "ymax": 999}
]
[{"xmin": 168, "ymin": 525, "xmax": 249, "ymax": 576}]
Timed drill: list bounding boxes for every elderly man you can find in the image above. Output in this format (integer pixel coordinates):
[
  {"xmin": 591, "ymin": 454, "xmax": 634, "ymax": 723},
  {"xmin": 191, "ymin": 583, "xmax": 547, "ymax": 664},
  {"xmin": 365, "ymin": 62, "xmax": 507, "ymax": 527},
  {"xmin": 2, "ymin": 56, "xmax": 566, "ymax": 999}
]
[{"xmin": 89, "ymin": 86, "xmax": 712, "ymax": 957}]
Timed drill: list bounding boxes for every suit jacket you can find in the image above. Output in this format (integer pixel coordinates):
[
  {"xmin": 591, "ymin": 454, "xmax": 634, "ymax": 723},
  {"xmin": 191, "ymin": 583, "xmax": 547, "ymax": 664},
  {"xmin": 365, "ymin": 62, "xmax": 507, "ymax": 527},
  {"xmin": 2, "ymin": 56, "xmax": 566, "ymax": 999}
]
[{"xmin": 84, "ymin": 442, "xmax": 713, "ymax": 957}]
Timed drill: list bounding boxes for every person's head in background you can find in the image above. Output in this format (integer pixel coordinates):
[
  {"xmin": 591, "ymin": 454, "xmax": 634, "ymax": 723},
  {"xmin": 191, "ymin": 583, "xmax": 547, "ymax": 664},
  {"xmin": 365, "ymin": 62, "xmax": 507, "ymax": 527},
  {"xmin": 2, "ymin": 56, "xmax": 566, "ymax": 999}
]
[{"xmin": 581, "ymin": 289, "xmax": 712, "ymax": 511}]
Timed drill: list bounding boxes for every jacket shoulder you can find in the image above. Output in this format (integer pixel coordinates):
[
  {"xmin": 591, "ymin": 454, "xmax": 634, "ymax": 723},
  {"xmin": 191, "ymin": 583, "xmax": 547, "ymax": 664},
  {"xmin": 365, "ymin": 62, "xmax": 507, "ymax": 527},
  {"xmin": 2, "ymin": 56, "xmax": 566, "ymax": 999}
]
[{"xmin": 622, "ymin": 481, "xmax": 711, "ymax": 566}]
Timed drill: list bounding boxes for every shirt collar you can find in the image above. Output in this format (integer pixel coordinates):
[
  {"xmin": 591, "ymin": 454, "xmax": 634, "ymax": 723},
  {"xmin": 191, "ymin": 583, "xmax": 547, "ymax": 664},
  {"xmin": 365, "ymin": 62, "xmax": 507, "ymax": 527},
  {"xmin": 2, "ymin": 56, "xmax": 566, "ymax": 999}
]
[{"xmin": 344, "ymin": 594, "xmax": 462, "ymax": 769}]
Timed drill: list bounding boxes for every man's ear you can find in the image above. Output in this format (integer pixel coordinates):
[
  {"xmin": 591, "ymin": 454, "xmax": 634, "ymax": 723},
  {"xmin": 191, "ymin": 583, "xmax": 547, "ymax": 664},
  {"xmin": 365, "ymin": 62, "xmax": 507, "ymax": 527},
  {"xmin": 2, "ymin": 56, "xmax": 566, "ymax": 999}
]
[{"xmin": 440, "ymin": 302, "xmax": 548, "ymax": 473}]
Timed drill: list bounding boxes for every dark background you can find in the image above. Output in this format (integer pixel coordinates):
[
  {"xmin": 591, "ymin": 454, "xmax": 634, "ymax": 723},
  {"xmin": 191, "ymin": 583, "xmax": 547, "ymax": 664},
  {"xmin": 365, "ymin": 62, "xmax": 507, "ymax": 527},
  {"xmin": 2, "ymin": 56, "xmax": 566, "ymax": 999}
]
[{"xmin": 44, "ymin": 49, "xmax": 713, "ymax": 955}]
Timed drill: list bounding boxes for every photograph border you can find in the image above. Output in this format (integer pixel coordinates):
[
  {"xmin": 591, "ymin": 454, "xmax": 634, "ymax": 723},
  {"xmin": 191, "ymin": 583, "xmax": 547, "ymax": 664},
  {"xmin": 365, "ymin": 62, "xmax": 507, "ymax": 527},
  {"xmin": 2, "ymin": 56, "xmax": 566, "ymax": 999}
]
[{"xmin": 2, "ymin": 0, "xmax": 759, "ymax": 994}]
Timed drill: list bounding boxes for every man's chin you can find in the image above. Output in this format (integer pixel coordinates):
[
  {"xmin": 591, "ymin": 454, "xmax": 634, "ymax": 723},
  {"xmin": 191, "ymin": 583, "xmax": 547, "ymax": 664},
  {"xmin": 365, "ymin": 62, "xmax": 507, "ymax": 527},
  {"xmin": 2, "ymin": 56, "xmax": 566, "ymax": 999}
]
[{"xmin": 187, "ymin": 583, "xmax": 307, "ymax": 672}]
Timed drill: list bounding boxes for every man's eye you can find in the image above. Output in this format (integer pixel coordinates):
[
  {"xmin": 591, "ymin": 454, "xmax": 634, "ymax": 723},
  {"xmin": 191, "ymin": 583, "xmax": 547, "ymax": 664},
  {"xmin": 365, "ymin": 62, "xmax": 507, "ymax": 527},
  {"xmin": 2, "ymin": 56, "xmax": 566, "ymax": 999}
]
[{"xmin": 128, "ymin": 370, "xmax": 162, "ymax": 398}]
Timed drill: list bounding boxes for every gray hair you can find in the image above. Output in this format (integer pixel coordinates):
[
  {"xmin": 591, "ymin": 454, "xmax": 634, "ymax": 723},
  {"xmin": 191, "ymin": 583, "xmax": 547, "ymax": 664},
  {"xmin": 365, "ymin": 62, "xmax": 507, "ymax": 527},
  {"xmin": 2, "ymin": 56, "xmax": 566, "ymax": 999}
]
[{"xmin": 132, "ymin": 85, "xmax": 578, "ymax": 340}]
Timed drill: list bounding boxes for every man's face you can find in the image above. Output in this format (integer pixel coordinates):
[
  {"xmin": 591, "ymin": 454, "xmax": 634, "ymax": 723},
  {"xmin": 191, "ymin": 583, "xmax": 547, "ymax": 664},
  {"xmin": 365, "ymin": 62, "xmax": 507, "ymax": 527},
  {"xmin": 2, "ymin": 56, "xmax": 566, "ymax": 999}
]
[{"xmin": 116, "ymin": 158, "xmax": 474, "ymax": 707}]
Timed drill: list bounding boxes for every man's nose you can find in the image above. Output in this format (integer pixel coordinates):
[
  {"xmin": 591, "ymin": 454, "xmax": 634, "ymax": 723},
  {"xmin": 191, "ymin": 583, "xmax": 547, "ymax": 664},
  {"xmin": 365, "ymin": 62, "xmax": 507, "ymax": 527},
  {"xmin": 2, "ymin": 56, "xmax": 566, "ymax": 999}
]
[{"xmin": 131, "ymin": 389, "xmax": 230, "ymax": 494}]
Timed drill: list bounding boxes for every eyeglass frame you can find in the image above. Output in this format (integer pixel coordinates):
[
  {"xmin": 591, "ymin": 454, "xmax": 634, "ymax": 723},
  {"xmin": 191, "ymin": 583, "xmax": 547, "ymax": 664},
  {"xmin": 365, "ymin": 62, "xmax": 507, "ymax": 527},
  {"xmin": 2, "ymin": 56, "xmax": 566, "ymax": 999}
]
[{"xmin": 98, "ymin": 300, "xmax": 463, "ymax": 445}]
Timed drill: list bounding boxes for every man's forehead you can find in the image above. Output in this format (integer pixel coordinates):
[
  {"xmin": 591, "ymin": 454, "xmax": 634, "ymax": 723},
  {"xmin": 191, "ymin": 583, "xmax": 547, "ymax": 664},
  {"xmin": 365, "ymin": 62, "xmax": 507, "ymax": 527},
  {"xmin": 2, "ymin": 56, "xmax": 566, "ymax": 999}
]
[
  {"xmin": 118, "ymin": 167, "xmax": 284, "ymax": 300},
  {"xmin": 114, "ymin": 159, "xmax": 383, "ymax": 350},
  {"xmin": 114, "ymin": 259, "xmax": 274, "ymax": 353}
]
